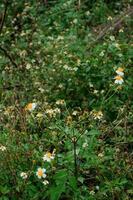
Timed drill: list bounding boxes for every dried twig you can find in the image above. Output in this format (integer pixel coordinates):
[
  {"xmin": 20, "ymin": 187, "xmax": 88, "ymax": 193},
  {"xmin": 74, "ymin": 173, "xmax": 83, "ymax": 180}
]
[
  {"xmin": 0, "ymin": 0, "xmax": 18, "ymax": 68},
  {"xmin": 0, "ymin": 0, "xmax": 8, "ymax": 33}
]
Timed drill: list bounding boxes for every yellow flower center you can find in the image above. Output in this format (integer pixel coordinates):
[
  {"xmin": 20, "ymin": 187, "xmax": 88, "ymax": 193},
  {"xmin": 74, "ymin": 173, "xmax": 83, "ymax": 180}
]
[
  {"xmin": 38, "ymin": 169, "xmax": 43, "ymax": 177},
  {"xmin": 115, "ymin": 76, "xmax": 123, "ymax": 80},
  {"xmin": 25, "ymin": 103, "xmax": 32, "ymax": 110},
  {"xmin": 46, "ymin": 152, "xmax": 52, "ymax": 158},
  {"xmin": 117, "ymin": 67, "xmax": 124, "ymax": 72}
]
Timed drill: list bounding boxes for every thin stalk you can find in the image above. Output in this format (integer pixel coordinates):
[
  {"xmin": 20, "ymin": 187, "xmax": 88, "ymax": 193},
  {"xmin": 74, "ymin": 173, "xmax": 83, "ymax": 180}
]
[{"xmin": 73, "ymin": 140, "xmax": 78, "ymax": 181}]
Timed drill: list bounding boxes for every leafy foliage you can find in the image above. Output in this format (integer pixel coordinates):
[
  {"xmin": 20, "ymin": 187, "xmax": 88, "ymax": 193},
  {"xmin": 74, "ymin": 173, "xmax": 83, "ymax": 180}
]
[{"xmin": 0, "ymin": 0, "xmax": 133, "ymax": 199}]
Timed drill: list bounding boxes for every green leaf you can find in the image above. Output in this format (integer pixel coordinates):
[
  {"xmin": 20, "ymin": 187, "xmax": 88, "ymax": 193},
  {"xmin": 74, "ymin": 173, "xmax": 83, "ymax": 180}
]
[
  {"xmin": 69, "ymin": 176, "xmax": 77, "ymax": 190},
  {"xmin": 88, "ymin": 129, "xmax": 100, "ymax": 136},
  {"xmin": 53, "ymin": 169, "xmax": 68, "ymax": 185},
  {"xmin": 49, "ymin": 184, "xmax": 65, "ymax": 200},
  {"xmin": 0, "ymin": 186, "xmax": 10, "ymax": 195}
]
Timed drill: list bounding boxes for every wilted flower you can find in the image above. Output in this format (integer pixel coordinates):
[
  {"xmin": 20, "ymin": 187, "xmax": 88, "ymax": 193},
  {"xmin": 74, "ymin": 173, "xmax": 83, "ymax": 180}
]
[
  {"xmin": 56, "ymin": 99, "xmax": 65, "ymax": 105},
  {"xmin": 20, "ymin": 172, "xmax": 28, "ymax": 179},
  {"xmin": 66, "ymin": 115, "xmax": 72, "ymax": 125},
  {"xmin": 107, "ymin": 16, "xmax": 113, "ymax": 20},
  {"xmin": 0, "ymin": 145, "xmax": 6, "ymax": 151},
  {"xmin": 119, "ymin": 29, "xmax": 124, "ymax": 33},
  {"xmin": 43, "ymin": 151, "xmax": 55, "ymax": 162},
  {"xmin": 36, "ymin": 167, "xmax": 46, "ymax": 179},
  {"xmin": 72, "ymin": 111, "xmax": 78, "ymax": 116},
  {"xmin": 45, "ymin": 108, "xmax": 60, "ymax": 117},
  {"xmin": 90, "ymin": 190, "xmax": 95, "ymax": 195},
  {"xmin": 114, "ymin": 75, "xmax": 124, "ymax": 84},
  {"xmin": 26, "ymin": 63, "xmax": 31, "ymax": 69},
  {"xmin": 91, "ymin": 110, "xmax": 103, "ymax": 120},
  {"xmin": 25, "ymin": 103, "xmax": 37, "ymax": 111},
  {"xmin": 98, "ymin": 153, "xmax": 104, "ymax": 158},
  {"xmin": 54, "ymin": 108, "xmax": 61, "ymax": 114},
  {"xmin": 45, "ymin": 109, "xmax": 54, "ymax": 115},
  {"xmin": 63, "ymin": 65, "xmax": 69, "ymax": 70}
]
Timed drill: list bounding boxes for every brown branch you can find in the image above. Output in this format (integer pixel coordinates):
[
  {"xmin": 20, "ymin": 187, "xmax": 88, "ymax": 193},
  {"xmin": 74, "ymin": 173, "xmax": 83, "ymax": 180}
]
[
  {"xmin": 0, "ymin": 1, "xmax": 18, "ymax": 68},
  {"xmin": 0, "ymin": 0, "xmax": 8, "ymax": 34},
  {"xmin": 0, "ymin": 46, "xmax": 18, "ymax": 68},
  {"xmin": 96, "ymin": 6, "xmax": 133, "ymax": 42},
  {"xmin": 88, "ymin": 6, "xmax": 133, "ymax": 49}
]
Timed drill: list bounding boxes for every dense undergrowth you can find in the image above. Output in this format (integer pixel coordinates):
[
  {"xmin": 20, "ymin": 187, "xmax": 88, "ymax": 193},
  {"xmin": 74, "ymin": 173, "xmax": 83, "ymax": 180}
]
[{"xmin": 0, "ymin": 0, "xmax": 133, "ymax": 199}]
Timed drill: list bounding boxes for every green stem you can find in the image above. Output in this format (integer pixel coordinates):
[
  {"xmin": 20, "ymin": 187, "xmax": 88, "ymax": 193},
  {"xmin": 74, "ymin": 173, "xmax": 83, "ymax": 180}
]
[{"xmin": 73, "ymin": 140, "xmax": 78, "ymax": 181}]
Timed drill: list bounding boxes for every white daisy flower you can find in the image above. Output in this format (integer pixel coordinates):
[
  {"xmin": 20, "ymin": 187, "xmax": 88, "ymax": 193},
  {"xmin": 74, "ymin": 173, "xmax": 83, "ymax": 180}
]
[
  {"xmin": 42, "ymin": 151, "xmax": 55, "ymax": 162},
  {"xmin": 25, "ymin": 103, "xmax": 37, "ymax": 111},
  {"xmin": 36, "ymin": 167, "xmax": 46, "ymax": 179},
  {"xmin": 114, "ymin": 75, "xmax": 124, "ymax": 84},
  {"xmin": 116, "ymin": 67, "xmax": 124, "ymax": 76}
]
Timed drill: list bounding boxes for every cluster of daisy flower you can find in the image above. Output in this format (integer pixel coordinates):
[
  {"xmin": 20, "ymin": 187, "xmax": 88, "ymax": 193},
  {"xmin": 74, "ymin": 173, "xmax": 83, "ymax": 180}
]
[
  {"xmin": 20, "ymin": 150, "xmax": 55, "ymax": 186},
  {"xmin": 114, "ymin": 67, "xmax": 124, "ymax": 85},
  {"xmin": 45, "ymin": 108, "xmax": 60, "ymax": 117},
  {"xmin": 24, "ymin": 102, "xmax": 61, "ymax": 118},
  {"xmin": 63, "ymin": 64, "xmax": 78, "ymax": 72}
]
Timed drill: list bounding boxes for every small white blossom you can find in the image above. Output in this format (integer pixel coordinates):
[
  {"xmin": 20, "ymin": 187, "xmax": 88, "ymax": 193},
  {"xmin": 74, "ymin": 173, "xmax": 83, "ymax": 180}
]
[
  {"xmin": 82, "ymin": 142, "xmax": 88, "ymax": 148},
  {"xmin": 0, "ymin": 145, "xmax": 6, "ymax": 151},
  {"xmin": 90, "ymin": 190, "xmax": 95, "ymax": 195},
  {"xmin": 56, "ymin": 100, "xmax": 65, "ymax": 105},
  {"xmin": 72, "ymin": 111, "xmax": 78, "ymax": 116},
  {"xmin": 73, "ymin": 19, "xmax": 78, "ymax": 24},
  {"xmin": 96, "ymin": 185, "xmax": 99, "ymax": 190},
  {"xmin": 26, "ymin": 63, "xmax": 31, "ymax": 69},
  {"xmin": 20, "ymin": 172, "xmax": 28, "ymax": 179},
  {"xmin": 99, "ymin": 51, "xmax": 104, "ymax": 57},
  {"xmin": 107, "ymin": 16, "xmax": 113, "ymax": 20},
  {"xmin": 110, "ymin": 36, "xmax": 115, "ymax": 41},
  {"xmin": 43, "ymin": 180, "xmax": 49, "ymax": 185},
  {"xmin": 98, "ymin": 153, "xmax": 104, "ymax": 158}
]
